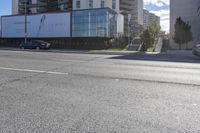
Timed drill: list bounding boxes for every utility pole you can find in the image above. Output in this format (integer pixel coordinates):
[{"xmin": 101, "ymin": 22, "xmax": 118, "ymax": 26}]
[{"xmin": 24, "ymin": 0, "xmax": 27, "ymax": 44}]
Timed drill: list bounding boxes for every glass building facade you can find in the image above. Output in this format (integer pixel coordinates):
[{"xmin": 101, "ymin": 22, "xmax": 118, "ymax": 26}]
[{"xmin": 72, "ymin": 8, "xmax": 117, "ymax": 37}]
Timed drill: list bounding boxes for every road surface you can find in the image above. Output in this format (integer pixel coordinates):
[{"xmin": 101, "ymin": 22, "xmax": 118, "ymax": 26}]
[{"xmin": 0, "ymin": 49, "xmax": 200, "ymax": 132}]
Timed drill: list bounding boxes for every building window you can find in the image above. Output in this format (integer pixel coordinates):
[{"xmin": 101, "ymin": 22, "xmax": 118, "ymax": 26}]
[
  {"xmin": 76, "ymin": 0, "xmax": 80, "ymax": 8},
  {"xmin": 101, "ymin": 0, "xmax": 105, "ymax": 8},
  {"xmin": 89, "ymin": 0, "xmax": 93, "ymax": 8},
  {"xmin": 72, "ymin": 8, "xmax": 116, "ymax": 37},
  {"xmin": 112, "ymin": 0, "xmax": 116, "ymax": 9}
]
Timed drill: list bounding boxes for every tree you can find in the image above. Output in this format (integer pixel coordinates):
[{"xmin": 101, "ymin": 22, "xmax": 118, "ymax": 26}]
[
  {"xmin": 198, "ymin": 6, "xmax": 200, "ymax": 16},
  {"xmin": 148, "ymin": 21, "xmax": 161, "ymax": 39},
  {"xmin": 184, "ymin": 22, "xmax": 193, "ymax": 49},
  {"xmin": 173, "ymin": 17, "xmax": 184, "ymax": 49},
  {"xmin": 173, "ymin": 17, "xmax": 193, "ymax": 49},
  {"xmin": 140, "ymin": 21, "xmax": 160, "ymax": 51},
  {"xmin": 140, "ymin": 29, "xmax": 154, "ymax": 51}
]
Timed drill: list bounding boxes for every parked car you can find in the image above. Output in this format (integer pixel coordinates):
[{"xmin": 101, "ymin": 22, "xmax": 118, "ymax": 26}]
[
  {"xmin": 192, "ymin": 44, "xmax": 200, "ymax": 56},
  {"xmin": 19, "ymin": 40, "xmax": 51, "ymax": 50}
]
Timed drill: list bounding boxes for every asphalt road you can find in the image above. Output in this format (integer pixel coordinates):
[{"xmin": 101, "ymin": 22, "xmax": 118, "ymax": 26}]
[{"xmin": 1, "ymin": 49, "xmax": 200, "ymax": 132}]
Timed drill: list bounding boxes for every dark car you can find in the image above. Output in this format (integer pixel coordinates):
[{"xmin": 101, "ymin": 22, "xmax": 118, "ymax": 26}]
[
  {"xmin": 192, "ymin": 44, "xmax": 200, "ymax": 57},
  {"xmin": 19, "ymin": 40, "xmax": 51, "ymax": 50}
]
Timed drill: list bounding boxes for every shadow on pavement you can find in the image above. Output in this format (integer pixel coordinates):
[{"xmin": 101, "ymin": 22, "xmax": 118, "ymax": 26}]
[
  {"xmin": 1, "ymin": 47, "xmax": 200, "ymax": 64},
  {"xmin": 109, "ymin": 52, "xmax": 200, "ymax": 64}
]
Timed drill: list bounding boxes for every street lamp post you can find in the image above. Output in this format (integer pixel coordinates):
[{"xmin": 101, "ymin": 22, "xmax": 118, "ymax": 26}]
[
  {"xmin": 128, "ymin": 19, "xmax": 130, "ymax": 45},
  {"xmin": 128, "ymin": 14, "xmax": 131, "ymax": 46},
  {"xmin": 114, "ymin": 14, "xmax": 118, "ymax": 38},
  {"xmin": 24, "ymin": 0, "xmax": 27, "ymax": 44}
]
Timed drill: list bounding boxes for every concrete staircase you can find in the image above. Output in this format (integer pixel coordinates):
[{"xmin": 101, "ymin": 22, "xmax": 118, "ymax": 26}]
[
  {"xmin": 128, "ymin": 44, "xmax": 140, "ymax": 51},
  {"xmin": 154, "ymin": 37, "xmax": 163, "ymax": 52},
  {"xmin": 128, "ymin": 37, "xmax": 142, "ymax": 51}
]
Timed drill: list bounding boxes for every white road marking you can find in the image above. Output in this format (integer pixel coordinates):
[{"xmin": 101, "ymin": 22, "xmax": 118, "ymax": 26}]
[
  {"xmin": 59, "ymin": 59, "xmax": 88, "ymax": 63},
  {"xmin": 115, "ymin": 79, "xmax": 119, "ymax": 81},
  {"xmin": 0, "ymin": 50, "xmax": 24, "ymax": 53},
  {"xmin": 0, "ymin": 67, "xmax": 69, "ymax": 75}
]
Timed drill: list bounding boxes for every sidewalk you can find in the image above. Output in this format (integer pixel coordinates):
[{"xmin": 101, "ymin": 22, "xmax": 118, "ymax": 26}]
[
  {"xmin": 159, "ymin": 50, "xmax": 196, "ymax": 59},
  {"xmin": 0, "ymin": 47, "xmax": 198, "ymax": 59},
  {"xmin": 0, "ymin": 46, "xmax": 142, "ymax": 55}
]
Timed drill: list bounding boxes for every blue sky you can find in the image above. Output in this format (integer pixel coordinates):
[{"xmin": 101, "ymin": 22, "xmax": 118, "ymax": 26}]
[
  {"xmin": 144, "ymin": 0, "xmax": 170, "ymax": 32},
  {"xmin": 144, "ymin": 2, "xmax": 168, "ymax": 11},
  {"xmin": 0, "ymin": 0, "xmax": 170, "ymax": 32},
  {"xmin": 0, "ymin": 0, "xmax": 11, "ymax": 16}
]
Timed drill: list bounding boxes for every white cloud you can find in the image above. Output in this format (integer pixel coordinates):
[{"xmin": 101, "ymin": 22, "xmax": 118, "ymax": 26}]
[
  {"xmin": 150, "ymin": 9, "xmax": 170, "ymax": 32},
  {"xmin": 155, "ymin": 2, "xmax": 164, "ymax": 7},
  {"xmin": 144, "ymin": 0, "xmax": 170, "ymax": 6},
  {"xmin": 144, "ymin": 0, "xmax": 170, "ymax": 32}
]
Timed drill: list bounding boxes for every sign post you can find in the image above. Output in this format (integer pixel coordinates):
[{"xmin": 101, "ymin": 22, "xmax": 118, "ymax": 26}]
[{"xmin": 25, "ymin": 0, "xmax": 27, "ymax": 44}]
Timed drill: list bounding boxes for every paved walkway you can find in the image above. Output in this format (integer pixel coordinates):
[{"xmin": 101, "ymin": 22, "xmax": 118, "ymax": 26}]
[{"xmin": 0, "ymin": 46, "xmax": 198, "ymax": 59}]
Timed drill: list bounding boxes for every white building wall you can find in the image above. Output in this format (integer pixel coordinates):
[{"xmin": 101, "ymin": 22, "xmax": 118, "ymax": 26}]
[
  {"xmin": 170, "ymin": 0, "xmax": 200, "ymax": 49},
  {"xmin": 137, "ymin": 0, "xmax": 143, "ymax": 26},
  {"xmin": 117, "ymin": 14, "xmax": 124, "ymax": 35},
  {"xmin": 12, "ymin": 0, "xmax": 19, "ymax": 15},
  {"xmin": 120, "ymin": 0, "xmax": 143, "ymax": 36},
  {"xmin": 143, "ymin": 9, "xmax": 160, "ymax": 29},
  {"xmin": 2, "ymin": 12, "xmax": 71, "ymax": 38},
  {"xmin": 149, "ymin": 13, "xmax": 160, "ymax": 26},
  {"xmin": 143, "ymin": 9, "xmax": 150, "ymax": 29}
]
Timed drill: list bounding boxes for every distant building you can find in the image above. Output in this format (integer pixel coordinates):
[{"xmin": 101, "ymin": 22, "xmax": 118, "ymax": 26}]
[
  {"xmin": 143, "ymin": 9, "xmax": 160, "ymax": 29},
  {"xmin": 120, "ymin": 0, "xmax": 143, "ymax": 36},
  {"xmin": 143, "ymin": 9, "xmax": 150, "ymax": 29},
  {"xmin": 7, "ymin": 1, "xmax": 124, "ymax": 39},
  {"xmin": 149, "ymin": 13, "xmax": 160, "ymax": 26},
  {"xmin": 12, "ymin": 0, "xmax": 120, "ymax": 14},
  {"xmin": 170, "ymin": 0, "xmax": 200, "ymax": 49},
  {"xmin": 12, "ymin": 0, "xmax": 72, "ymax": 15},
  {"xmin": 72, "ymin": 0, "xmax": 120, "ymax": 13},
  {"xmin": 12, "ymin": 0, "xmax": 143, "ymax": 37},
  {"xmin": 2, "ymin": 7, "xmax": 125, "ymax": 50}
]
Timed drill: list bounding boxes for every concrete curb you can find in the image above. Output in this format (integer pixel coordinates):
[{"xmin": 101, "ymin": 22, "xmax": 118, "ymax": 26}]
[
  {"xmin": 0, "ymin": 47, "xmax": 198, "ymax": 60},
  {"xmin": 0, "ymin": 47, "xmax": 144, "ymax": 55}
]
